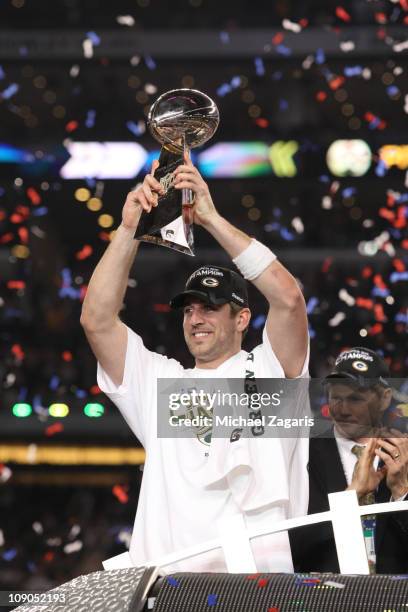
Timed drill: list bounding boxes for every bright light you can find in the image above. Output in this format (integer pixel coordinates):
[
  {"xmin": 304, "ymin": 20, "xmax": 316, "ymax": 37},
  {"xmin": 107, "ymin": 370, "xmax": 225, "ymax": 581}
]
[
  {"xmin": 84, "ymin": 403, "xmax": 104, "ymax": 417},
  {"xmin": 326, "ymin": 140, "xmax": 371, "ymax": 177},
  {"xmin": 49, "ymin": 403, "xmax": 69, "ymax": 417},
  {"xmin": 12, "ymin": 403, "xmax": 32, "ymax": 417}
]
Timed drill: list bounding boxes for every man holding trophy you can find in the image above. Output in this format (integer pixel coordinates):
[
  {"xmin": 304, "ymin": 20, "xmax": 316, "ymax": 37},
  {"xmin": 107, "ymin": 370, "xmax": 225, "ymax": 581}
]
[{"xmin": 81, "ymin": 90, "xmax": 309, "ymax": 572}]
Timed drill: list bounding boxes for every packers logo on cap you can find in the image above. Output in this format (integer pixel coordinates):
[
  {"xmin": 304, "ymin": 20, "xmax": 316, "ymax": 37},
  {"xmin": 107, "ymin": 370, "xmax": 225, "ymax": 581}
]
[
  {"xmin": 352, "ymin": 360, "xmax": 369, "ymax": 372},
  {"xmin": 201, "ymin": 277, "xmax": 219, "ymax": 287}
]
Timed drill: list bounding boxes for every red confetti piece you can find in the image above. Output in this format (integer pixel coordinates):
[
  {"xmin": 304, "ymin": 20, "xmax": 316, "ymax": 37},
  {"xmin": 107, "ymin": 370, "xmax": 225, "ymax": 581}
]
[
  {"xmin": 356, "ymin": 297, "xmax": 374, "ymax": 309},
  {"xmin": 393, "ymin": 259, "xmax": 406, "ymax": 272},
  {"xmin": 11, "ymin": 344, "xmax": 24, "ymax": 360},
  {"xmin": 328, "ymin": 76, "xmax": 345, "ymax": 90},
  {"xmin": 62, "ymin": 351, "xmax": 73, "ymax": 362},
  {"xmin": 321, "ymin": 404, "xmax": 330, "ymax": 418},
  {"xmin": 322, "ymin": 257, "xmax": 333, "ymax": 273},
  {"xmin": 377, "ymin": 28, "xmax": 386, "ymax": 40},
  {"xmin": 75, "ymin": 244, "xmax": 93, "ymax": 260},
  {"xmin": 255, "ymin": 118, "xmax": 269, "ymax": 128},
  {"xmin": 18, "ymin": 227, "xmax": 29, "ymax": 243},
  {"xmin": 79, "ymin": 285, "xmax": 87, "ymax": 302},
  {"xmin": 99, "ymin": 232, "xmax": 111, "ymax": 241},
  {"xmin": 7, "ymin": 280, "xmax": 26, "ymax": 290},
  {"xmin": 375, "ymin": 12, "xmax": 387, "ymax": 24},
  {"xmin": 153, "ymin": 303, "xmax": 171, "ymax": 313},
  {"xmin": 362, "ymin": 266, "xmax": 373, "ymax": 278},
  {"xmin": 90, "ymin": 384, "xmax": 101, "ymax": 395},
  {"xmin": 404, "ymin": 15, "xmax": 408, "ymax": 24},
  {"xmin": 27, "ymin": 187, "xmax": 41, "ymax": 205},
  {"xmin": 272, "ymin": 32, "xmax": 284, "ymax": 45},
  {"xmin": 378, "ymin": 207, "xmax": 395, "ymax": 221},
  {"xmin": 400, "ymin": 0, "xmax": 408, "ymax": 10},
  {"xmin": 10, "ymin": 213, "xmax": 23, "ymax": 224},
  {"xmin": 373, "ymin": 274, "xmax": 387, "ymax": 289},
  {"xmin": 0, "ymin": 210, "xmax": 5, "ymax": 221},
  {"xmin": 316, "ymin": 91, "xmax": 327, "ymax": 102},
  {"xmin": 66, "ymin": 120, "xmax": 79, "ymax": 132},
  {"xmin": 299, "ymin": 18, "xmax": 308, "ymax": 27},
  {"xmin": 16, "ymin": 204, "xmax": 30, "ymax": 217},
  {"xmin": 45, "ymin": 423, "xmax": 64, "ymax": 437},
  {"xmin": 43, "ymin": 551, "xmax": 55, "ymax": 563},
  {"xmin": 258, "ymin": 578, "xmax": 268, "ymax": 587},
  {"xmin": 0, "ymin": 233, "xmax": 14, "ymax": 244},
  {"xmin": 369, "ymin": 323, "xmax": 383, "ymax": 336},
  {"xmin": 335, "ymin": 6, "xmax": 351, "ymax": 22},
  {"xmin": 112, "ymin": 485, "xmax": 129, "ymax": 504},
  {"xmin": 374, "ymin": 304, "xmax": 386, "ymax": 322},
  {"xmin": 401, "ymin": 239, "xmax": 408, "ymax": 249},
  {"xmin": 268, "ymin": 608, "xmax": 279, "ymax": 612}
]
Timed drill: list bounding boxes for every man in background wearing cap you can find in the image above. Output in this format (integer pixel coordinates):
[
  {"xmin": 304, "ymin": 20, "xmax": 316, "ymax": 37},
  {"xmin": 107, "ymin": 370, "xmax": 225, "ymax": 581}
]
[
  {"xmin": 81, "ymin": 156, "xmax": 309, "ymax": 572},
  {"xmin": 290, "ymin": 347, "xmax": 408, "ymax": 574}
]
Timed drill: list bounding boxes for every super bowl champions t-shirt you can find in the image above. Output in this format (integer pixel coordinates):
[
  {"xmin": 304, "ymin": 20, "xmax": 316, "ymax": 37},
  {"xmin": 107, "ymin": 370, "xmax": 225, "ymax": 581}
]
[{"xmin": 97, "ymin": 325, "xmax": 309, "ymax": 573}]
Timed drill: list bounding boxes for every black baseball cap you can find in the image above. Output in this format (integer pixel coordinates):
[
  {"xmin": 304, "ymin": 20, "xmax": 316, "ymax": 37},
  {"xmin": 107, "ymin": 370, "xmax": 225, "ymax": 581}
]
[
  {"xmin": 170, "ymin": 266, "xmax": 249, "ymax": 309},
  {"xmin": 324, "ymin": 347, "xmax": 390, "ymax": 388}
]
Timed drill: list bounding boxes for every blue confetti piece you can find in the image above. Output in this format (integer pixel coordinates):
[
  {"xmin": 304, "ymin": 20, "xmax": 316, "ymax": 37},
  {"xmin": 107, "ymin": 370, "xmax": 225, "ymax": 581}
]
[
  {"xmin": 207, "ymin": 594, "xmax": 218, "ymax": 606},
  {"xmin": 342, "ymin": 187, "xmax": 356, "ymax": 198},
  {"xmin": 308, "ymin": 325, "xmax": 316, "ymax": 339},
  {"xmin": 252, "ymin": 314, "xmax": 266, "ymax": 330},
  {"xmin": 85, "ymin": 109, "xmax": 96, "ymax": 128},
  {"xmin": 371, "ymin": 287, "xmax": 389, "ymax": 298},
  {"xmin": 315, "ymin": 48, "xmax": 325, "ymax": 64},
  {"xmin": 396, "ymin": 193, "xmax": 408, "ymax": 203},
  {"xmin": 1, "ymin": 83, "xmax": 19, "ymax": 99},
  {"xmin": 344, "ymin": 65, "xmax": 363, "ymax": 77},
  {"xmin": 75, "ymin": 389, "xmax": 87, "ymax": 399},
  {"xmin": 254, "ymin": 57, "xmax": 265, "ymax": 76},
  {"xmin": 369, "ymin": 117, "xmax": 381, "ymax": 130},
  {"xmin": 319, "ymin": 174, "xmax": 330, "ymax": 183},
  {"xmin": 144, "ymin": 55, "xmax": 156, "ymax": 70},
  {"xmin": 18, "ymin": 387, "xmax": 28, "ymax": 401},
  {"xmin": 19, "ymin": 46, "xmax": 28, "ymax": 56},
  {"xmin": 126, "ymin": 120, "xmax": 144, "ymax": 136},
  {"xmin": 279, "ymin": 99, "xmax": 288, "ymax": 111},
  {"xmin": 32, "ymin": 206, "xmax": 48, "ymax": 216},
  {"xmin": 276, "ymin": 44, "xmax": 291, "ymax": 56},
  {"xmin": 216, "ymin": 83, "xmax": 232, "ymax": 97},
  {"xmin": 86, "ymin": 31, "xmax": 101, "ymax": 45},
  {"xmin": 49, "ymin": 375, "xmax": 60, "ymax": 391},
  {"xmin": 27, "ymin": 561, "xmax": 37, "ymax": 573},
  {"xmin": 306, "ymin": 297, "xmax": 319, "ymax": 314},
  {"xmin": 395, "ymin": 313, "xmax": 408, "ymax": 324},
  {"xmin": 280, "ymin": 228, "xmax": 295, "ymax": 241},
  {"xmin": 386, "ymin": 85, "xmax": 399, "ymax": 97},
  {"xmin": 375, "ymin": 159, "xmax": 387, "ymax": 177},
  {"xmin": 3, "ymin": 549, "xmax": 17, "ymax": 561},
  {"xmin": 390, "ymin": 271, "xmax": 408, "ymax": 283},
  {"xmin": 166, "ymin": 577, "xmax": 179, "ymax": 587},
  {"xmin": 220, "ymin": 31, "xmax": 230, "ymax": 44},
  {"xmin": 0, "ymin": 65, "xmax": 5, "ymax": 79},
  {"xmin": 230, "ymin": 76, "xmax": 241, "ymax": 88}
]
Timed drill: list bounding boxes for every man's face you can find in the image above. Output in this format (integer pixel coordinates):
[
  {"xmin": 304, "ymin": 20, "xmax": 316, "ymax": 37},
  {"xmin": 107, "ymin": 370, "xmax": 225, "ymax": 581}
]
[
  {"xmin": 327, "ymin": 382, "xmax": 389, "ymax": 440},
  {"xmin": 182, "ymin": 300, "xmax": 246, "ymax": 366}
]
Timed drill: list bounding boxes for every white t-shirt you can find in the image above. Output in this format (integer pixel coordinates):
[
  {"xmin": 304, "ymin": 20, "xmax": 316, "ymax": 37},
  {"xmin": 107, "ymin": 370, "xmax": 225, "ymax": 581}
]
[{"xmin": 97, "ymin": 325, "xmax": 309, "ymax": 573}]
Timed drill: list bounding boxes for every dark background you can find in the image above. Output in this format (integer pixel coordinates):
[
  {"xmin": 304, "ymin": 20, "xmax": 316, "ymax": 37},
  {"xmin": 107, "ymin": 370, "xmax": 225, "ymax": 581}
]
[{"xmin": 0, "ymin": 0, "xmax": 407, "ymax": 593}]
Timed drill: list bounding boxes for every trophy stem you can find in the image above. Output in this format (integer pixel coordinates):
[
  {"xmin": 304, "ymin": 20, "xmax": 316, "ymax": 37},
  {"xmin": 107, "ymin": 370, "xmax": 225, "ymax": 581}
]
[{"xmin": 181, "ymin": 139, "xmax": 194, "ymax": 207}]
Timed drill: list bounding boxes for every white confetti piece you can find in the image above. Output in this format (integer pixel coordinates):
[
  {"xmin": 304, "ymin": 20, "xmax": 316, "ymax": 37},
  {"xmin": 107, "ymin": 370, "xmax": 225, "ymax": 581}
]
[
  {"xmin": 329, "ymin": 312, "xmax": 346, "ymax": 327},
  {"xmin": 339, "ymin": 288, "xmax": 355, "ymax": 306},
  {"xmin": 83, "ymin": 38, "xmax": 94, "ymax": 59},
  {"xmin": 32, "ymin": 522, "xmax": 43, "ymax": 535},
  {"xmin": 64, "ymin": 540, "xmax": 83, "ymax": 554},
  {"xmin": 117, "ymin": 15, "xmax": 135, "ymax": 26},
  {"xmin": 324, "ymin": 580, "xmax": 345, "ymax": 589},
  {"xmin": 282, "ymin": 19, "xmax": 301, "ymax": 33}
]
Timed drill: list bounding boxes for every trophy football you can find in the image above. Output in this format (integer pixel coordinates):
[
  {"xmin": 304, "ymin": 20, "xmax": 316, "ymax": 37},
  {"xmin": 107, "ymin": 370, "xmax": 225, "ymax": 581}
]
[{"xmin": 134, "ymin": 89, "xmax": 219, "ymax": 255}]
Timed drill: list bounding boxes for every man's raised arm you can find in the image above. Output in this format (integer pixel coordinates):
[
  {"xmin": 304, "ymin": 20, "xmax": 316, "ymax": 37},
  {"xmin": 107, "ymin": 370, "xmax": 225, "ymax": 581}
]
[
  {"xmin": 174, "ymin": 156, "xmax": 308, "ymax": 378},
  {"xmin": 80, "ymin": 161, "xmax": 163, "ymax": 386}
]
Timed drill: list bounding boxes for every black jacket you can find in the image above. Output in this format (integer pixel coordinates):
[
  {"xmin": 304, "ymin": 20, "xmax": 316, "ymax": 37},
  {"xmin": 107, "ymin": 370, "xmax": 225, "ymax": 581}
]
[{"xmin": 289, "ymin": 436, "xmax": 408, "ymax": 574}]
